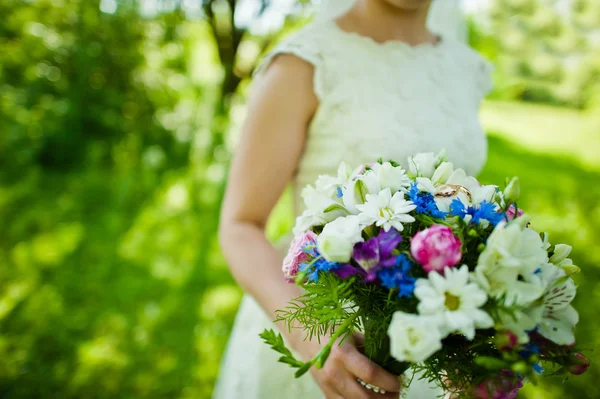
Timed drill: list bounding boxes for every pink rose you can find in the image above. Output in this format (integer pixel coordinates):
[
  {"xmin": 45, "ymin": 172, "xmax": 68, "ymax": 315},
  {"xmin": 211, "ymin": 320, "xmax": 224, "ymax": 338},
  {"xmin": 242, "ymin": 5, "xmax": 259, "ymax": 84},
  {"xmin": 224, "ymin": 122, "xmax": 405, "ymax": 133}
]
[
  {"xmin": 505, "ymin": 205, "xmax": 524, "ymax": 221},
  {"xmin": 282, "ymin": 231, "xmax": 318, "ymax": 282},
  {"xmin": 472, "ymin": 372, "xmax": 523, "ymax": 399},
  {"xmin": 410, "ymin": 225, "xmax": 462, "ymax": 273}
]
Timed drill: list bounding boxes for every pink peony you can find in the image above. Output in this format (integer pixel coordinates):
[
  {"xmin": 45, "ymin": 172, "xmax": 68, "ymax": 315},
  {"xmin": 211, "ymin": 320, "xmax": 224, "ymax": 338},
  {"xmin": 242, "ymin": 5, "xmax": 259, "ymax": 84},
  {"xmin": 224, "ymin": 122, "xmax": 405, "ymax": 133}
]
[
  {"xmin": 505, "ymin": 205, "xmax": 525, "ymax": 221},
  {"xmin": 472, "ymin": 372, "xmax": 523, "ymax": 399},
  {"xmin": 282, "ymin": 231, "xmax": 318, "ymax": 282},
  {"xmin": 410, "ymin": 225, "xmax": 462, "ymax": 273},
  {"xmin": 567, "ymin": 353, "xmax": 590, "ymax": 375}
]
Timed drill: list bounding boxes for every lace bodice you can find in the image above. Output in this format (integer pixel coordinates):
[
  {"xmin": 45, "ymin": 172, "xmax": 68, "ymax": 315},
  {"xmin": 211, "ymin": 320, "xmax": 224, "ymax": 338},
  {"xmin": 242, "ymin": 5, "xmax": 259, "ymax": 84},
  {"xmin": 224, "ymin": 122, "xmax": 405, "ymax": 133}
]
[{"xmin": 256, "ymin": 21, "xmax": 493, "ymax": 214}]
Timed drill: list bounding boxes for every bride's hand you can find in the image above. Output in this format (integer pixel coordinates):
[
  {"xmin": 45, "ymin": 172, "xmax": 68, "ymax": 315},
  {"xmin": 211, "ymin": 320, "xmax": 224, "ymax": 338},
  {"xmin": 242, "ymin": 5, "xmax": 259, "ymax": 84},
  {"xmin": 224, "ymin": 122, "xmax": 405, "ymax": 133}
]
[{"xmin": 298, "ymin": 335, "xmax": 402, "ymax": 399}]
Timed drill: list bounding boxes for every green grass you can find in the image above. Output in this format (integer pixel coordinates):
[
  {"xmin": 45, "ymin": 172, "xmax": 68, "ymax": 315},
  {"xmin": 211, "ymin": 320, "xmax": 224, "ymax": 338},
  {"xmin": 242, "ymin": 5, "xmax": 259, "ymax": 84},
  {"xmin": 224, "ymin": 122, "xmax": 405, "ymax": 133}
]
[{"xmin": 481, "ymin": 101, "xmax": 600, "ymax": 171}]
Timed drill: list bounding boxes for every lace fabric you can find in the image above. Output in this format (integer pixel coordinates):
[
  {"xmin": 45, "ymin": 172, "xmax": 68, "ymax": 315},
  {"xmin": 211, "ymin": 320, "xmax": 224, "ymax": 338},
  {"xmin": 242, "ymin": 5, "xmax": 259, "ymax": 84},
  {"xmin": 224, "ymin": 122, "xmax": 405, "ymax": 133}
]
[{"xmin": 214, "ymin": 21, "xmax": 493, "ymax": 399}]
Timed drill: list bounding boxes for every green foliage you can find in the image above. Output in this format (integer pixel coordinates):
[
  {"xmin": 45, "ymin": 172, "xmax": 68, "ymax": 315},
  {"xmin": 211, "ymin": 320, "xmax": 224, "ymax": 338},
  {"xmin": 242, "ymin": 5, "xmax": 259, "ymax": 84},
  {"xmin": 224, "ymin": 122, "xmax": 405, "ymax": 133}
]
[
  {"xmin": 479, "ymin": 0, "xmax": 600, "ymax": 109},
  {"xmin": 281, "ymin": 273, "xmax": 359, "ymax": 337},
  {"xmin": 259, "ymin": 329, "xmax": 306, "ymax": 369},
  {"xmin": 0, "ymin": 1, "xmax": 217, "ymax": 397}
]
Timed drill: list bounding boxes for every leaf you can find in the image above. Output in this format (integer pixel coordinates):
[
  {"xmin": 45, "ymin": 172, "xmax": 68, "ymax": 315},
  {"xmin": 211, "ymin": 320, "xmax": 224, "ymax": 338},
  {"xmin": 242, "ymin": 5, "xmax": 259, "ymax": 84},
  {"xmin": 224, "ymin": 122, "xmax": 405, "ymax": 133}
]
[
  {"xmin": 295, "ymin": 362, "xmax": 313, "ymax": 378},
  {"xmin": 279, "ymin": 356, "xmax": 304, "ymax": 368},
  {"xmin": 354, "ymin": 179, "xmax": 368, "ymax": 203},
  {"xmin": 260, "ymin": 329, "xmax": 306, "ymax": 370},
  {"xmin": 323, "ymin": 204, "xmax": 349, "ymax": 214}
]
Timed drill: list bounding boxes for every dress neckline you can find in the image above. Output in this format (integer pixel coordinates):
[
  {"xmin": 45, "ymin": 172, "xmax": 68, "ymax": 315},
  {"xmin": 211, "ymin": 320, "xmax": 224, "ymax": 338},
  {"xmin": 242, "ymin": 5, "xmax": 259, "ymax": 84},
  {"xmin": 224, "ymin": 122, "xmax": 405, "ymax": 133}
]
[{"xmin": 326, "ymin": 20, "xmax": 445, "ymax": 52}]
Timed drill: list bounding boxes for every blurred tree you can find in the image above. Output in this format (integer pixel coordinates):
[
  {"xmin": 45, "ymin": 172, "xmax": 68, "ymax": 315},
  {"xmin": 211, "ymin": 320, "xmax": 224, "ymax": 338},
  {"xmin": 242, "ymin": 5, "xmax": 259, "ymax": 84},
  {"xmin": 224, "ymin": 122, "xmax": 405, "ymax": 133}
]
[
  {"xmin": 0, "ymin": 0, "xmax": 307, "ymax": 397},
  {"xmin": 485, "ymin": 0, "xmax": 600, "ymax": 108},
  {"xmin": 0, "ymin": 0, "xmax": 205, "ymax": 397}
]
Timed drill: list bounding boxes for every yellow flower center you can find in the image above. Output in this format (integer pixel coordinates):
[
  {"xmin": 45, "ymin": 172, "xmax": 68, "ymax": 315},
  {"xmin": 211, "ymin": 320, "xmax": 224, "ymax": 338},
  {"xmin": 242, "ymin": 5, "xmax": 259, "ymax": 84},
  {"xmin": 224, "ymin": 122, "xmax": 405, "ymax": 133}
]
[{"xmin": 444, "ymin": 292, "xmax": 461, "ymax": 311}]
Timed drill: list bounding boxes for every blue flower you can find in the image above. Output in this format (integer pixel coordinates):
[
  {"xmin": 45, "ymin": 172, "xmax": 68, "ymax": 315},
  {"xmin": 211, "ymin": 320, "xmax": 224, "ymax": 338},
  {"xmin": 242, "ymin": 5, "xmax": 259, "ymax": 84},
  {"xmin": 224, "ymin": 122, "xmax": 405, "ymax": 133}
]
[
  {"xmin": 449, "ymin": 199, "xmax": 504, "ymax": 226},
  {"xmin": 449, "ymin": 199, "xmax": 468, "ymax": 218},
  {"xmin": 336, "ymin": 187, "xmax": 343, "ymax": 198},
  {"xmin": 519, "ymin": 342, "xmax": 541, "ymax": 358},
  {"xmin": 377, "ymin": 254, "xmax": 417, "ymax": 298},
  {"xmin": 532, "ymin": 363, "xmax": 545, "ymax": 375},
  {"xmin": 299, "ymin": 248, "xmax": 340, "ymax": 282},
  {"xmin": 472, "ymin": 201, "xmax": 505, "ymax": 226},
  {"xmin": 407, "ymin": 183, "xmax": 447, "ymax": 218}
]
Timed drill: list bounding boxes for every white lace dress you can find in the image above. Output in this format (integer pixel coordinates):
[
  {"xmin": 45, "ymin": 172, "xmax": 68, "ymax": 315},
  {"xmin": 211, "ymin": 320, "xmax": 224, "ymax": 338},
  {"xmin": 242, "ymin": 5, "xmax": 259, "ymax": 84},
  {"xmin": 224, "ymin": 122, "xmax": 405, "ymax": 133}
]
[{"xmin": 213, "ymin": 21, "xmax": 493, "ymax": 399}]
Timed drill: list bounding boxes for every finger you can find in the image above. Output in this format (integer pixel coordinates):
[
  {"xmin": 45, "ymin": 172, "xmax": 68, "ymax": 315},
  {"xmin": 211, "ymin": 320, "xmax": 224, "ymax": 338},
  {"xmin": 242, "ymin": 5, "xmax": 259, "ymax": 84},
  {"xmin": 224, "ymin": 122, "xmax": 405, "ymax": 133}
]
[
  {"xmin": 344, "ymin": 347, "xmax": 402, "ymax": 393},
  {"xmin": 323, "ymin": 388, "xmax": 344, "ymax": 399},
  {"xmin": 353, "ymin": 377, "xmax": 402, "ymax": 399},
  {"xmin": 353, "ymin": 332, "xmax": 366, "ymax": 348},
  {"xmin": 357, "ymin": 377, "xmax": 402, "ymax": 397},
  {"xmin": 336, "ymin": 373, "xmax": 372, "ymax": 399}
]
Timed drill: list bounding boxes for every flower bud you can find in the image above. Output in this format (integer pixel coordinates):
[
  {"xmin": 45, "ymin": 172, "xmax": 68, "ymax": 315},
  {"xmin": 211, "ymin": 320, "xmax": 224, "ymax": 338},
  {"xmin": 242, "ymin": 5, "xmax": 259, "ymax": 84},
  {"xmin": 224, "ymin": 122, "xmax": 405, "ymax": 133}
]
[
  {"xmin": 550, "ymin": 244, "xmax": 572, "ymax": 264},
  {"xmin": 495, "ymin": 330, "xmax": 519, "ymax": 351},
  {"xmin": 504, "ymin": 177, "xmax": 521, "ymax": 204},
  {"xmin": 511, "ymin": 361, "xmax": 529, "ymax": 374},
  {"xmin": 567, "ymin": 353, "xmax": 590, "ymax": 375},
  {"xmin": 561, "ymin": 264, "xmax": 581, "ymax": 275}
]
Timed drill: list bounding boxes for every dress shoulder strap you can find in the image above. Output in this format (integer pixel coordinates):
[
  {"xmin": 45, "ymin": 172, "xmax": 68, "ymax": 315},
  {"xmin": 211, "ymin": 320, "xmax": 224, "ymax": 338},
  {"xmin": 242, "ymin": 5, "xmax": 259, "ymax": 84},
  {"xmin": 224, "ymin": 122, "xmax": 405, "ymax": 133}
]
[{"xmin": 254, "ymin": 23, "xmax": 328, "ymax": 99}]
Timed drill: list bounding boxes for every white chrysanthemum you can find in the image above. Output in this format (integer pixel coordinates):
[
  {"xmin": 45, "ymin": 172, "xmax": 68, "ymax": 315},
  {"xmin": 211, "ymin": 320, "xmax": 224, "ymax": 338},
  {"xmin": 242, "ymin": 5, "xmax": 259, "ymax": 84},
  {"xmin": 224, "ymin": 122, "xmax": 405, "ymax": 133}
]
[
  {"xmin": 475, "ymin": 221, "xmax": 549, "ymax": 306},
  {"xmin": 356, "ymin": 188, "xmax": 416, "ymax": 232},
  {"xmin": 370, "ymin": 162, "xmax": 412, "ymax": 193},
  {"xmin": 388, "ymin": 312, "xmax": 444, "ymax": 363},
  {"xmin": 317, "ymin": 216, "xmax": 364, "ymax": 262},
  {"xmin": 415, "ymin": 265, "xmax": 493, "ymax": 340}
]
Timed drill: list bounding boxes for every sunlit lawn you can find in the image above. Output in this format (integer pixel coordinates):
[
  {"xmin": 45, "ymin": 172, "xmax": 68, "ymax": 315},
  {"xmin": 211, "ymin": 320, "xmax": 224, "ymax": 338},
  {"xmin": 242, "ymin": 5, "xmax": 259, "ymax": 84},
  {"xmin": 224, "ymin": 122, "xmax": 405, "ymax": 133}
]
[{"xmin": 481, "ymin": 101, "xmax": 600, "ymax": 171}]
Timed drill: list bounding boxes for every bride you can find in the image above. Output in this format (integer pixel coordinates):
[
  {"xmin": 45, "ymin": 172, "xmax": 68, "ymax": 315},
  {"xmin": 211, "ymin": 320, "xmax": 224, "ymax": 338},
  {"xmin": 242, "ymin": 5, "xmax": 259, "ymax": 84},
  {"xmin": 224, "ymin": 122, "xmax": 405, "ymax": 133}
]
[{"xmin": 215, "ymin": 0, "xmax": 492, "ymax": 398}]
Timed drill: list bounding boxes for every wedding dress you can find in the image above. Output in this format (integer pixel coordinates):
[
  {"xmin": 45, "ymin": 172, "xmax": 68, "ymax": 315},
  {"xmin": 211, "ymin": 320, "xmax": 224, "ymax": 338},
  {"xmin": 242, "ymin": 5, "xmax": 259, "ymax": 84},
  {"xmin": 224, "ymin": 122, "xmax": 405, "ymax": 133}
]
[{"xmin": 213, "ymin": 17, "xmax": 493, "ymax": 399}]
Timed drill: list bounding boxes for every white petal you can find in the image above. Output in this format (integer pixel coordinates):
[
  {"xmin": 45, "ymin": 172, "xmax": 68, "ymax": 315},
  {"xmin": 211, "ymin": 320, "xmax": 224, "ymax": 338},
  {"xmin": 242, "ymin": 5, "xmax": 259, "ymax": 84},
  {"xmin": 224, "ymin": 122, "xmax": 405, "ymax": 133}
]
[{"xmin": 538, "ymin": 305, "xmax": 578, "ymax": 345}]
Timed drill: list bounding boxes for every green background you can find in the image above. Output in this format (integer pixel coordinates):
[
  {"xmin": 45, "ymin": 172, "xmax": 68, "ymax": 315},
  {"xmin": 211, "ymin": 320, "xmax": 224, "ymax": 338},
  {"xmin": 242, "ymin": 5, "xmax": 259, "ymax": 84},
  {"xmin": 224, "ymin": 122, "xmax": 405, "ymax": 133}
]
[{"xmin": 0, "ymin": 0, "xmax": 598, "ymax": 398}]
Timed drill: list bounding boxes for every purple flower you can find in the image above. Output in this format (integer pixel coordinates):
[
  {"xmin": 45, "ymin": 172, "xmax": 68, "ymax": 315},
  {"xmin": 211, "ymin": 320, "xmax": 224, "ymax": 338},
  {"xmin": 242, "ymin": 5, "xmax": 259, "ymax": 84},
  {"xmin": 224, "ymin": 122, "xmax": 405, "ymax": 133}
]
[{"xmin": 353, "ymin": 229, "xmax": 402, "ymax": 281}]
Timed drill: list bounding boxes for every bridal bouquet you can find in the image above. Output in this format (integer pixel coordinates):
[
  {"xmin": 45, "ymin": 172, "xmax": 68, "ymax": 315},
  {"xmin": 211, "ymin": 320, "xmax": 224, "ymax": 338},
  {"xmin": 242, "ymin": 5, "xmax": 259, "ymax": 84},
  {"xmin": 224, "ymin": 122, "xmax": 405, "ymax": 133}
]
[{"xmin": 261, "ymin": 151, "xmax": 589, "ymax": 398}]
